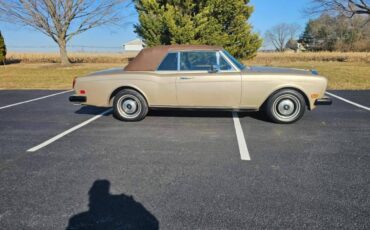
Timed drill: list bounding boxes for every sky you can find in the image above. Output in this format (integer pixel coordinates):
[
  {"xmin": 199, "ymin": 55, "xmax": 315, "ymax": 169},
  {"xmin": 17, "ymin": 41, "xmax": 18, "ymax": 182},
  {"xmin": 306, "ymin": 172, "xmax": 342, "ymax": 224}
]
[{"xmin": 0, "ymin": 0, "xmax": 312, "ymax": 52}]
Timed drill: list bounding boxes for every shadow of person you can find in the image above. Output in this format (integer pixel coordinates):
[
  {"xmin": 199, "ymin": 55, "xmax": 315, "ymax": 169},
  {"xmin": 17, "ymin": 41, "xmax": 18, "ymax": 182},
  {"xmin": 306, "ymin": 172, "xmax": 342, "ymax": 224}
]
[{"xmin": 66, "ymin": 180, "xmax": 159, "ymax": 230}]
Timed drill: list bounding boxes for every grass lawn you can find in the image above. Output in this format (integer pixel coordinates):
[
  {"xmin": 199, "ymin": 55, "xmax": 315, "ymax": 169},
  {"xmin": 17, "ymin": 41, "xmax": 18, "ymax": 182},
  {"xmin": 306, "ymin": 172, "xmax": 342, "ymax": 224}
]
[
  {"xmin": 0, "ymin": 61, "xmax": 369, "ymax": 90},
  {"xmin": 0, "ymin": 63, "xmax": 120, "ymax": 90},
  {"xmin": 245, "ymin": 60, "xmax": 370, "ymax": 90}
]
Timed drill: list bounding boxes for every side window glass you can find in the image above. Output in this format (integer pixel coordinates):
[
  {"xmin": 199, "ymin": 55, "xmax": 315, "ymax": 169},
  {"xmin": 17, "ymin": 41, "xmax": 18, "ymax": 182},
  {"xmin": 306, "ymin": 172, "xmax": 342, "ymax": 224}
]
[
  {"xmin": 180, "ymin": 52, "xmax": 217, "ymax": 71},
  {"xmin": 219, "ymin": 55, "xmax": 233, "ymax": 71},
  {"xmin": 157, "ymin": 53, "xmax": 178, "ymax": 71}
]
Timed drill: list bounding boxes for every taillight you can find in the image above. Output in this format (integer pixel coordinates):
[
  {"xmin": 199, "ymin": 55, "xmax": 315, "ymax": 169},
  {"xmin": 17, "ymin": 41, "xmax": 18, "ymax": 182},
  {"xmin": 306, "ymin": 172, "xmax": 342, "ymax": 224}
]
[{"xmin": 72, "ymin": 77, "xmax": 77, "ymax": 89}]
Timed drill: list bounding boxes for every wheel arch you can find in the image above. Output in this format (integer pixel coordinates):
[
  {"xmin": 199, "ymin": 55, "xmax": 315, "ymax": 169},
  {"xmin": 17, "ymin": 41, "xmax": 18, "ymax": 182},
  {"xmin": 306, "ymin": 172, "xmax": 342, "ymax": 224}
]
[
  {"xmin": 109, "ymin": 86, "xmax": 148, "ymax": 106},
  {"xmin": 263, "ymin": 87, "xmax": 311, "ymax": 110}
]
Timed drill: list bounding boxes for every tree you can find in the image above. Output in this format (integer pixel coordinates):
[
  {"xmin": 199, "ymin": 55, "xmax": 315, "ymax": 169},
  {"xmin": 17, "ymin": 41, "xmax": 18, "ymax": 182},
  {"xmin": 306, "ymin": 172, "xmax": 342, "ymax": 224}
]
[
  {"xmin": 0, "ymin": 31, "xmax": 6, "ymax": 64},
  {"xmin": 285, "ymin": 39, "xmax": 298, "ymax": 51},
  {"xmin": 0, "ymin": 0, "xmax": 127, "ymax": 65},
  {"xmin": 264, "ymin": 23, "xmax": 301, "ymax": 52},
  {"xmin": 135, "ymin": 0, "xmax": 262, "ymax": 59},
  {"xmin": 306, "ymin": 0, "xmax": 370, "ymax": 17},
  {"xmin": 300, "ymin": 13, "xmax": 370, "ymax": 51}
]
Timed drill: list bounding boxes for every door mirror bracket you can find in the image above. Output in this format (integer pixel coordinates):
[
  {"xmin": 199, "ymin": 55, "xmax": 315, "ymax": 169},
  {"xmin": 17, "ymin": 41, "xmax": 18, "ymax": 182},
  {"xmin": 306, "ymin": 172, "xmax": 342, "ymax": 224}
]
[{"xmin": 209, "ymin": 65, "xmax": 220, "ymax": 73}]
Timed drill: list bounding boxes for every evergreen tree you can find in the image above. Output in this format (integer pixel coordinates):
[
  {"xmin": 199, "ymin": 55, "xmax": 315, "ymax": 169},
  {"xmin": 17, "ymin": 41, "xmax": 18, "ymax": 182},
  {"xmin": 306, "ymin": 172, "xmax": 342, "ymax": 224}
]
[
  {"xmin": 0, "ymin": 31, "xmax": 6, "ymax": 64},
  {"xmin": 135, "ymin": 0, "xmax": 262, "ymax": 59},
  {"xmin": 300, "ymin": 22, "xmax": 315, "ymax": 51}
]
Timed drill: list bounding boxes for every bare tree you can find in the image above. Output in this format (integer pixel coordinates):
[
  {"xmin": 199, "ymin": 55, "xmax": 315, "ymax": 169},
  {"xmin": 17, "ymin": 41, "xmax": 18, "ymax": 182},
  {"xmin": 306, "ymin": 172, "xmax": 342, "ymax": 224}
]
[
  {"xmin": 306, "ymin": 0, "xmax": 370, "ymax": 17},
  {"xmin": 0, "ymin": 0, "xmax": 127, "ymax": 65},
  {"xmin": 287, "ymin": 24, "xmax": 301, "ymax": 40},
  {"xmin": 264, "ymin": 23, "xmax": 301, "ymax": 52}
]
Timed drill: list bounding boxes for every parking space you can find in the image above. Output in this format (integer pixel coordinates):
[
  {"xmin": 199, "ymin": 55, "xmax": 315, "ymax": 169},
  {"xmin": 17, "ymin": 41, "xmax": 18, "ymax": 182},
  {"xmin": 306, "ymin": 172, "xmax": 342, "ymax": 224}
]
[
  {"xmin": 0, "ymin": 90, "xmax": 369, "ymax": 229},
  {"xmin": 0, "ymin": 90, "xmax": 72, "ymax": 109},
  {"xmin": 328, "ymin": 90, "xmax": 370, "ymax": 107},
  {"xmin": 0, "ymin": 90, "xmax": 106, "ymax": 166}
]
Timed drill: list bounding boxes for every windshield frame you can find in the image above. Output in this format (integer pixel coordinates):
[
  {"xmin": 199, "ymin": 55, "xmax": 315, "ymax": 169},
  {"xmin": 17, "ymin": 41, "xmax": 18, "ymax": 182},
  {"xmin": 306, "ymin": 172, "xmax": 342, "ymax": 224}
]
[{"xmin": 222, "ymin": 50, "xmax": 246, "ymax": 71}]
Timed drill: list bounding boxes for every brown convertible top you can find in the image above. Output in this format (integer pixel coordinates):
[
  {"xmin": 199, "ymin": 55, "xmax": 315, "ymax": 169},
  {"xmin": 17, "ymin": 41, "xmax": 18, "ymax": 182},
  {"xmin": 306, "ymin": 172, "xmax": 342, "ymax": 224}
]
[{"xmin": 124, "ymin": 44, "xmax": 222, "ymax": 71}]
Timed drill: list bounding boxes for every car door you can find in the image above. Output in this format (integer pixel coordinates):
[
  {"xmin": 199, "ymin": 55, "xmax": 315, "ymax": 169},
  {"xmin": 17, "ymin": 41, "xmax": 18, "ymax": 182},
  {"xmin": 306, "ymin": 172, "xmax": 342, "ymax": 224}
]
[{"xmin": 176, "ymin": 51, "xmax": 241, "ymax": 108}]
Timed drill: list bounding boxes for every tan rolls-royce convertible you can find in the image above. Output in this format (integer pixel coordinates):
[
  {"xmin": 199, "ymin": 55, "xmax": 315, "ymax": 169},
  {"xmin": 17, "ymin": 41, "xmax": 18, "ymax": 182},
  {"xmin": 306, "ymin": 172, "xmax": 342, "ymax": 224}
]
[{"xmin": 70, "ymin": 45, "xmax": 332, "ymax": 124}]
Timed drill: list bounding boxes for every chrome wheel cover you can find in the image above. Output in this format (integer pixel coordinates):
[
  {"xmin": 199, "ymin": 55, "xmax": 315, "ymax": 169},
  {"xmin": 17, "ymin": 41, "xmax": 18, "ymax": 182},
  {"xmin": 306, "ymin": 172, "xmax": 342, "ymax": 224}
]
[
  {"xmin": 117, "ymin": 95, "xmax": 142, "ymax": 119},
  {"xmin": 272, "ymin": 94, "xmax": 301, "ymax": 122}
]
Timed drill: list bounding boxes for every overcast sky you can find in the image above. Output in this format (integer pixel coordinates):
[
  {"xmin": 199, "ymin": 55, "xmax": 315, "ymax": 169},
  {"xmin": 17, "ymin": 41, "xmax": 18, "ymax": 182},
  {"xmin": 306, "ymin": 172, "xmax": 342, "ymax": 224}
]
[{"xmin": 0, "ymin": 0, "xmax": 312, "ymax": 52}]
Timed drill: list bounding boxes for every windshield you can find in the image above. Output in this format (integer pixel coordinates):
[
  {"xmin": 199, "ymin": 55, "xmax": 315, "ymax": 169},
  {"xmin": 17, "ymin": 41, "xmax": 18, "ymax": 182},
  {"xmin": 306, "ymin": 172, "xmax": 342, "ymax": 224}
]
[{"xmin": 222, "ymin": 50, "xmax": 246, "ymax": 70}]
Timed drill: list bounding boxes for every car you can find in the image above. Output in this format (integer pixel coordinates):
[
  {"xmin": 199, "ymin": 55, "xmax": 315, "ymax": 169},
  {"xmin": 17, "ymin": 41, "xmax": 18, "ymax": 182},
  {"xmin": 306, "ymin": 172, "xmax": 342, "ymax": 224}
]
[{"xmin": 69, "ymin": 45, "xmax": 332, "ymax": 124}]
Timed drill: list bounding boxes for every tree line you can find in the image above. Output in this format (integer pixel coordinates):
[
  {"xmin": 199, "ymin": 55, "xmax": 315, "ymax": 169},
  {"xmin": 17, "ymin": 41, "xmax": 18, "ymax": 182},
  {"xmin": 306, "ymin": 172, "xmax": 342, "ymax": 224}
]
[
  {"xmin": 0, "ymin": 0, "xmax": 369, "ymax": 64},
  {"xmin": 265, "ymin": 0, "xmax": 370, "ymax": 52},
  {"xmin": 0, "ymin": 0, "xmax": 261, "ymax": 64},
  {"xmin": 300, "ymin": 14, "xmax": 370, "ymax": 52},
  {"xmin": 265, "ymin": 14, "xmax": 369, "ymax": 52}
]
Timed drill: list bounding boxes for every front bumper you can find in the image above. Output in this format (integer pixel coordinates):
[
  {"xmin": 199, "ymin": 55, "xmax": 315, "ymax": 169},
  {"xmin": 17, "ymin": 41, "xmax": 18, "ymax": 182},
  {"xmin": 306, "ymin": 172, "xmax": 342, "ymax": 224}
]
[
  {"xmin": 315, "ymin": 97, "xmax": 332, "ymax": 106},
  {"xmin": 69, "ymin": 95, "xmax": 86, "ymax": 103}
]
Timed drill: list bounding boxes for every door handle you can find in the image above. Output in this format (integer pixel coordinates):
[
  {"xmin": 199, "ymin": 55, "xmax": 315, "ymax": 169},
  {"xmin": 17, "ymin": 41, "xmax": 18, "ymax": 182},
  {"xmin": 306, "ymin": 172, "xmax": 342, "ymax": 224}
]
[{"xmin": 180, "ymin": 77, "xmax": 193, "ymax": 80}]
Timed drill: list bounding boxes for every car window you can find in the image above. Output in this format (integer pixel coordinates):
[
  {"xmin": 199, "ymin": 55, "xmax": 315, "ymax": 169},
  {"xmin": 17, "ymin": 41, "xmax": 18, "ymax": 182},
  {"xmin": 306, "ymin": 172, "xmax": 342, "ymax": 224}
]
[
  {"xmin": 157, "ymin": 52, "xmax": 178, "ymax": 71},
  {"xmin": 180, "ymin": 51, "xmax": 217, "ymax": 71},
  {"xmin": 223, "ymin": 50, "xmax": 245, "ymax": 70},
  {"xmin": 219, "ymin": 55, "xmax": 233, "ymax": 71}
]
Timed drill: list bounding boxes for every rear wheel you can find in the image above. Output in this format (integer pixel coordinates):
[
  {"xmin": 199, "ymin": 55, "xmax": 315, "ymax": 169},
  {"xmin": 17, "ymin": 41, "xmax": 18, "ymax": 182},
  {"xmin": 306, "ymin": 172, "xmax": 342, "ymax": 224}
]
[
  {"xmin": 264, "ymin": 89, "xmax": 306, "ymax": 124},
  {"xmin": 113, "ymin": 89, "xmax": 148, "ymax": 121}
]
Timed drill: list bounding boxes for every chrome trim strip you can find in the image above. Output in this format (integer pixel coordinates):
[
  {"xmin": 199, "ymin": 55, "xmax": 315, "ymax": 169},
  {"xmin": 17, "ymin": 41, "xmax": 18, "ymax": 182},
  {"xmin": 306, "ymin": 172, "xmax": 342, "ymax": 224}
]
[
  {"xmin": 220, "ymin": 51, "xmax": 240, "ymax": 72},
  {"xmin": 177, "ymin": 51, "xmax": 181, "ymax": 71}
]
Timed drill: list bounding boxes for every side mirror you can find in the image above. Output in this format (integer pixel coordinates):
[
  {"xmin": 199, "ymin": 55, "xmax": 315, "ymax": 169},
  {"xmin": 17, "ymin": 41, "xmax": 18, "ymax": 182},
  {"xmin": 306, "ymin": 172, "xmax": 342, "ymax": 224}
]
[{"xmin": 209, "ymin": 65, "xmax": 220, "ymax": 73}]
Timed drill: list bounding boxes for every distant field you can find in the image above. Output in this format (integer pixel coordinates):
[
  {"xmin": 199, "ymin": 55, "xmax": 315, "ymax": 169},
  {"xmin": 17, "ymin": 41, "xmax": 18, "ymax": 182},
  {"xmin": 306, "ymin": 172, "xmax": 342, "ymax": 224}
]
[
  {"xmin": 250, "ymin": 51, "xmax": 370, "ymax": 64},
  {"xmin": 246, "ymin": 52, "xmax": 370, "ymax": 90},
  {"xmin": 0, "ymin": 52, "xmax": 369, "ymax": 90},
  {"xmin": 6, "ymin": 52, "xmax": 136, "ymax": 64},
  {"xmin": 6, "ymin": 51, "xmax": 370, "ymax": 64},
  {"xmin": 0, "ymin": 63, "xmax": 120, "ymax": 89}
]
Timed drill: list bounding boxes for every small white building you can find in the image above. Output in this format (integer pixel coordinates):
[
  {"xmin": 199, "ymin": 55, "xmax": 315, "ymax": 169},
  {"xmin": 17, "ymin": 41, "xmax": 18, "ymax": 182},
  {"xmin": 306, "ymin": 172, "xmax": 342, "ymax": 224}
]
[{"xmin": 123, "ymin": 39, "xmax": 145, "ymax": 52}]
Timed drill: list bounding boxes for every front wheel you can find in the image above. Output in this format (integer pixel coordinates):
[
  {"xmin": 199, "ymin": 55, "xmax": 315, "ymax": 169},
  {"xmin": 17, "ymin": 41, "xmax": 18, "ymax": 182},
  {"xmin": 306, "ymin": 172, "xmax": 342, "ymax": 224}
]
[
  {"xmin": 113, "ymin": 89, "xmax": 148, "ymax": 121},
  {"xmin": 264, "ymin": 89, "xmax": 306, "ymax": 124}
]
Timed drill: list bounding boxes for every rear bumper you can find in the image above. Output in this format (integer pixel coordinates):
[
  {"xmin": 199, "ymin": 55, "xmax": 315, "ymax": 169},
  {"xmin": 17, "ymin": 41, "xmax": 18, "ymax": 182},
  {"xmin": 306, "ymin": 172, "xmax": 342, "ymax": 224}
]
[
  {"xmin": 69, "ymin": 95, "xmax": 86, "ymax": 103},
  {"xmin": 315, "ymin": 97, "xmax": 332, "ymax": 106}
]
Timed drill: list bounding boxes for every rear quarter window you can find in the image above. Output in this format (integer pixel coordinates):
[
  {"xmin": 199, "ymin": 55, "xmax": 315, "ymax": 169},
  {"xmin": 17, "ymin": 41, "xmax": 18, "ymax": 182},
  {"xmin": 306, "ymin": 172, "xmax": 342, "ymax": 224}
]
[{"xmin": 157, "ymin": 53, "xmax": 178, "ymax": 71}]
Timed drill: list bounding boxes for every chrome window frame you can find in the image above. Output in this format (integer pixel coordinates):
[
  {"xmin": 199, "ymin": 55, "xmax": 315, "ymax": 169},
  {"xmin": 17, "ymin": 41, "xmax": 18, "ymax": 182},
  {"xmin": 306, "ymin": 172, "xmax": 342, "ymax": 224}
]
[
  {"xmin": 156, "ymin": 50, "xmax": 240, "ymax": 73},
  {"xmin": 219, "ymin": 51, "xmax": 240, "ymax": 72},
  {"xmin": 178, "ymin": 50, "xmax": 239, "ymax": 73}
]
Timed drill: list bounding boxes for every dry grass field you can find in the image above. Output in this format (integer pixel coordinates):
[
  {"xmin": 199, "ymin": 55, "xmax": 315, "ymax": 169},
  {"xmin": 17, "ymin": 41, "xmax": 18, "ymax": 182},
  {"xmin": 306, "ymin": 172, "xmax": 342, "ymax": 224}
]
[
  {"xmin": 0, "ymin": 63, "xmax": 121, "ymax": 89},
  {"xmin": 5, "ymin": 52, "xmax": 137, "ymax": 64},
  {"xmin": 246, "ymin": 52, "xmax": 370, "ymax": 90},
  {"xmin": 0, "ymin": 51, "xmax": 369, "ymax": 90}
]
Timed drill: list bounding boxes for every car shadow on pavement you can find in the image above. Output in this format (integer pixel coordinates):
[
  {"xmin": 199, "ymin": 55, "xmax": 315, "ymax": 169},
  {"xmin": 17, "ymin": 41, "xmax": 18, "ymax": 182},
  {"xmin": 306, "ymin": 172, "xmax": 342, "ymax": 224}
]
[
  {"xmin": 148, "ymin": 110, "xmax": 271, "ymax": 122},
  {"xmin": 148, "ymin": 110, "xmax": 244, "ymax": 118},
  {"xmin": 66, "ymin": 180, "xmax": 159, "ymax": 230},
  {"xmin": 74, "ymin": 106, "xmax": 111, "ymax": 116},
  {"xmin": 74, "ymin": 106, "xmax": 271, "ymax": 122}
]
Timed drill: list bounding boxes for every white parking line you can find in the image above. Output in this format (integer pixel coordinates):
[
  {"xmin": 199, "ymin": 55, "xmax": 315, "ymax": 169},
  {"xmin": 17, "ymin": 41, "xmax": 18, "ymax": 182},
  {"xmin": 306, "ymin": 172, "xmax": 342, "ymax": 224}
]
[
  {"xmin": 232, "ymin": 112, "xmax": 251, "ymax": 161},
  {"xmin": 0, "ymin": 90, "xmax": 73, "ymax": 110},
  {"xmin": 27, "ymin": 108, "xmax": 113, "ymax": 152},
  {"xmin": 326, "ymin": 92, "xmax": 370, "ymax": 111}
]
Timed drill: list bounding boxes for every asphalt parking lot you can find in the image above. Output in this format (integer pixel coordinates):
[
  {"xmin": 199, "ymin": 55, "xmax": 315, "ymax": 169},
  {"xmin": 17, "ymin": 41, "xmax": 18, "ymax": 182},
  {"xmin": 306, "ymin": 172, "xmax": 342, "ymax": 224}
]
[{"xmin": 0, "ymin": 90, "xmax": 369, "ymax": 229}]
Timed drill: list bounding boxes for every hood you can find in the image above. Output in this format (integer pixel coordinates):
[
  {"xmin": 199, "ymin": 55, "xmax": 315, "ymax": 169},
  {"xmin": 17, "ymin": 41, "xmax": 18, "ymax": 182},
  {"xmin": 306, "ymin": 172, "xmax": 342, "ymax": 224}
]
[{"xmin": 245, "ymin": 66, "xmax": 314, "ymax": 76}]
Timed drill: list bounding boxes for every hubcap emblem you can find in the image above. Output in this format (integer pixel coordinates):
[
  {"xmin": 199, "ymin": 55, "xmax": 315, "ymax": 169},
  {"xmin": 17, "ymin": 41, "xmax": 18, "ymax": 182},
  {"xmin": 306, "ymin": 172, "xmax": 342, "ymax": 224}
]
[
  {"xmin": 277, "ymin": 99, "xmax": 295, "ymax": 116},
  {"xmin": 122, "ymin": 99, "xmax": 138, "ymax": 114}
]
